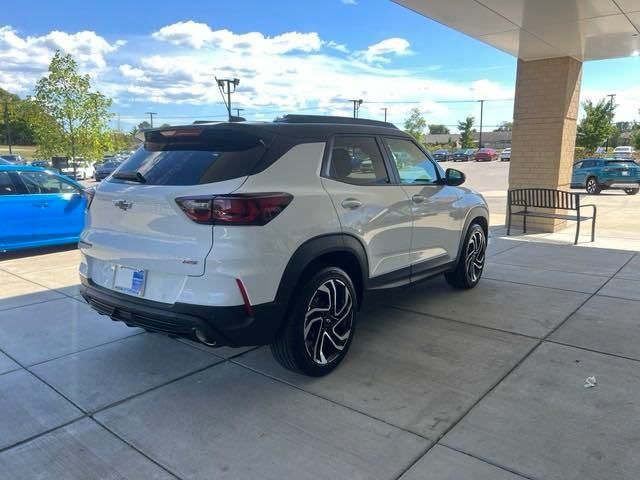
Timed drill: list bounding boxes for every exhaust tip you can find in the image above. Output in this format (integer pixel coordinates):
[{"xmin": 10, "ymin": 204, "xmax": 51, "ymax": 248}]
[{"xmin": 194, "ymin": 328, "xmax": 217, "ymax": 347}]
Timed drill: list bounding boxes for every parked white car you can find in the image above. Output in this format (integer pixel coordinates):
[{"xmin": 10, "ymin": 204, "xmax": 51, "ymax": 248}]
[
  {"xmin": 500, "ymin": 148, "xmax": 511, "ymax": 161},
  {"xmin": 79, "ymin": 116, "xmax": 489, "ymax": 376},
  {"xmin": 613, "ymin": 146, "xmax": 635, "ymax": 159},
  {"xmin": 62, "ymin": 162, "xmax": 95, "ymax": 180}
]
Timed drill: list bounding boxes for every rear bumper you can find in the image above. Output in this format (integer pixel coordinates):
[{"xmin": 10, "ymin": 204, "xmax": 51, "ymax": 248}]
[
  {"xmin": 80, "ymin": 277, "xmax": 285, "ymax": 347},
  {"xmin": 602, "ymin": 179, "xmax": 640, "ymax": 188}
]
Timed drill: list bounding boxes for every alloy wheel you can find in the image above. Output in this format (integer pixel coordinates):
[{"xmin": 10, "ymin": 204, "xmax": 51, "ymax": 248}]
[
  {"xmin": 303, "ymin": 279, "xmax": 353, "ymax": 365},
  {"xmin": 586, "ymin": 179, "xmax": 597, "ymax": 194},
  {"xmin": 465, "ymin": 229, "xmax": 486, "ymax": 283}
]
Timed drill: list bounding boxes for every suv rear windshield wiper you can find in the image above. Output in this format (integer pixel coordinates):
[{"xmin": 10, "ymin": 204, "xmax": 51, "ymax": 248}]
[{"xmin": 112, "ymin": 171, "xmax": 146, "ymax": 183}]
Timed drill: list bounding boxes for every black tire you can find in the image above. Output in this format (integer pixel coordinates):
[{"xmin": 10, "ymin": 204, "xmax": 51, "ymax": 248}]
[
  {"xmin": 624, "ymin": 188, "xmax": 639, "ymax": 195},
  {"xmin": 445, "ymin": 223, "xmax": 487, "ymax": 290},
  {"xmin": 270, "ymin": 266, "xmax": 357, "ymax": 376},
  {"xmin": 585, "ymin": 177, "xmax": 601, "ymax": 195}
]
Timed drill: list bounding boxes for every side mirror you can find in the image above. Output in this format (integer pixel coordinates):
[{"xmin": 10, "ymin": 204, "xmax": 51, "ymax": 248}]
[{"xmin": 445, "ymin": 168, "xmax": 466, "ymax": 186}]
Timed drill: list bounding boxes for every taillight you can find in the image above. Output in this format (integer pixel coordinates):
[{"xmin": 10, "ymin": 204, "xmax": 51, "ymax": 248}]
[
  {"xmin": 175, "ymin": 193, "xmax": 293, "ymax": 226},
  {"xmin": 159, "ymin": 127, "xmax": 203, "ymax": 137}
]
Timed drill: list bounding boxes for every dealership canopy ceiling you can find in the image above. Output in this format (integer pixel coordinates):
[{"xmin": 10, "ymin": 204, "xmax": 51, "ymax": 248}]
[{"xmin": 394, "ymin": 0, "xmax": 640, "ymax": 61}]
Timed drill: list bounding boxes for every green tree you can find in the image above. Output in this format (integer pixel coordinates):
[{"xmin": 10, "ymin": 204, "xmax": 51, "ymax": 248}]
[
  {"xmin": 615, "ymin": 121, "xmax": 634, "ymax": 133},
  {"xmin": 137, "ymin": 120, "xmax": 151, "ymax": 130},
  {"xmin": 26, "ymin": 51, "xmax": 112, "ymax": 174},
  {"xmin": 404, "ymin": 108, "xmax": 427, "ymax": 143},
  {"xmin": 0, "ymin": 88, "xmax": 36, "ymax": 146},
  {"xmin": 608, "ymin": 125, "xmax": 621, "ymax": 148},
  {"xmin": 493, "ymin": 121, "xmax": 513, "ymax": 132},
  {"xmin": 159, "ymin": 123, "xmax": 171, "ymax": 128},
  {"xmin": 428, "ymin": 124, "xmax": 450, "ymax": 134},
  {"xmin": 110, "ymin": 131, "xmax": 135, "ymax": 152},
  {"xmin": 576, "ymin": 98, "xmax": 616, "ymax": 151},
  {"xmin": 631, "ymin": 125, "xmax": 640, "ymax": 151},
  {"xmin": 458, "ymin": 116, "xmax": 475, "ymax": 148}
]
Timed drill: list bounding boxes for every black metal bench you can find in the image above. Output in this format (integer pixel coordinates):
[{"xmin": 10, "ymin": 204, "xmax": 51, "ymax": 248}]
[{"xmin": 507, "ymin": 188, "xmax": 597, "ymax": 245}]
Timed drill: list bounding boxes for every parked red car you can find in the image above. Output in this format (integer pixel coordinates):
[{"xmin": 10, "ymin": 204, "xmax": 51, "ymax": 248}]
[{"xmin": 475, "ymin": 148, "xmax": 498, "ymax": 162}]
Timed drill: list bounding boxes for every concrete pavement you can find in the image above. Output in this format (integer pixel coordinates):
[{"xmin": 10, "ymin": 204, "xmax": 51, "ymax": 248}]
[{"xmin": 2, "ymin": 163, "xmax": 639, "ymax": 479}]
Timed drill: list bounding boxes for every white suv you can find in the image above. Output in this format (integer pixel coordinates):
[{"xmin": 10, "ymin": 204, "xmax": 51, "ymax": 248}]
[
  {"xmin": 80, "ymin": 116, "xmax": 489, "ymax": 376},
  {"xmin": 613, "ymin": 146, "xmax": 635, "ymax": 159}
]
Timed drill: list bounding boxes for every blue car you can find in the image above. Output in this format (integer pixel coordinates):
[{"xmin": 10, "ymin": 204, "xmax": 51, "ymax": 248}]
[
  {"xmin": 571, "ymin": 158, "xmax": 640, "ymax": 195},
  {"xmin": 0, "ymin": 165, "xmax": 87, "ymax": 252}
]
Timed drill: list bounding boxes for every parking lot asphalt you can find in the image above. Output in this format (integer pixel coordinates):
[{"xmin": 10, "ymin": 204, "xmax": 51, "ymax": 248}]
[{"xmin": 2, "ymin": 162, "xmax": 640, "ymax": 479}]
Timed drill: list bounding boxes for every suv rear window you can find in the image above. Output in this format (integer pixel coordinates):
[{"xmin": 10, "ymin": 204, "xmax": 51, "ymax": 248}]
[
  {"xmin": 606, "ymin": 161, "xmax": 637, "ymax": 167},
  {"xmin": 110, "ymin": 127, "xmax": 269, "ymax": 186}
]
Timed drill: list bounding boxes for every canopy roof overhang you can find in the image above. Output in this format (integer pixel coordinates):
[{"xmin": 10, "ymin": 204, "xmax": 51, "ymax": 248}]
[{"xmin": 394, "ymin": 0, "xmax": 640, "ymax": 61}]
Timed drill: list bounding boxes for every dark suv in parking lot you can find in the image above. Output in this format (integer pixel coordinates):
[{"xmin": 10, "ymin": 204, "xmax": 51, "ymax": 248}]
[
  {"xmin": 451, "ymin": 149, "xmax": 475, "ymax": 162},
  {"xmin": 94, "ymin": 160, "xmax": 123, "ymax": 181}
]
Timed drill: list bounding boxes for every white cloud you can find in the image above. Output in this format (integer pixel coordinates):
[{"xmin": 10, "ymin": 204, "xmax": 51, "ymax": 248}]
[
  {"xmin": 0, "ymin": 26, "xmax": 124, "ymax": 93},
  {"xmin": 119, "ymin": 64, "xmax": 148, "ymax": 81},
  {"xmin": 152, "ymin": 21, "xmax": 321, "ymax": 54},
  {"xmin": 152, "ymin": 21, "xmax": 216, "ymax": 49},
  {"xmin": 355, "ymin": 37, "xmax": 412, "ymax": 64},
  {"xmin": 0, "ymin": 22, "xmax": 516, "ymax": 130},
  {"xmin": 326, "ymin": 40, "xmax": 349, "ymax": 53},
  {"xmin": 341, "ymin": 0, "xmax": 357, "ymax": 5}
]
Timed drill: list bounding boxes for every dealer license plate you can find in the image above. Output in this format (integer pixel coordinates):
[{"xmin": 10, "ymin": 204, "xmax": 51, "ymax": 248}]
[{"xmin": 113, "ymin": 265, "xmax": 146, "ymax": 296}]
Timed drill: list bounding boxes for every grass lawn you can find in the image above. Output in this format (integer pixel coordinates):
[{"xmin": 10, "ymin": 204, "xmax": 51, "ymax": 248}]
[{"xmin": 0, "ymin": 145, "xmax": 38, "ymax": 160}]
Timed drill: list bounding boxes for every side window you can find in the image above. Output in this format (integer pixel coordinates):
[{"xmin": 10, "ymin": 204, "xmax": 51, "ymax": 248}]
[
  {"xmin": 0, "ymin": 171, "xmax": 18, "ymax": 195},
  {"xmin": 384, "ymin": 137, "xmax": 438, "ymax": 184},
  {"xmin": 19, "ymin": 171, "xmax": 78, "ymax": 194},
  {"xmin": 582, "ymin": 160, "xmax": 594, "ymax": 169},
  {"xmin": 328, "ymin": 136, "xmax": 389, "ymax": 185},
  {"xmin": 573, "ymin": 162, "xmax": 583, "ymax": 169}
]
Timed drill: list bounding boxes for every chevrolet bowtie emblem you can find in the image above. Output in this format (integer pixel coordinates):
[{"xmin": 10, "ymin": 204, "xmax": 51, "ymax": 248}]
[{"xmin": 114, "ymin": 200, "xmax": 133, "ymax": 211}]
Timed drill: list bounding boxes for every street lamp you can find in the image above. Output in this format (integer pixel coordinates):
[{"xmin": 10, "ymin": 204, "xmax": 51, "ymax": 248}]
[{"xmin": 216, "ymin": 78, "xmax": 241, "ymax": 121}]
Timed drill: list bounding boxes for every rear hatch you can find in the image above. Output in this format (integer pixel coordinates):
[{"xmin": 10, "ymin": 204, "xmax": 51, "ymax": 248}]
[
  {"xmin": 606, "ymin": 160, "xmax": 640, "ymax": 180},
  {"xmin": 83, "ymin": 125, "xmax": 270, "ymax": 278}
]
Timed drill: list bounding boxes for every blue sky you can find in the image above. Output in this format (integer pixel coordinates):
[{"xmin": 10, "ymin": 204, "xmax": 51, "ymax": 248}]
[{"xmin": 1, "ymin": 0, "xmax": 638, "ymax": 132}]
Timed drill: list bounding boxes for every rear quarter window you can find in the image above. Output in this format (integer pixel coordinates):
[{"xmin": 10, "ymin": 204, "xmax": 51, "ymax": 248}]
[{"xmin": 110, "ymin": 127, "xmax": 270, "ymax": 186}]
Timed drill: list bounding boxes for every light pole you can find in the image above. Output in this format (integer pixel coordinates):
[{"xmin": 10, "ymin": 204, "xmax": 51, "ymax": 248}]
[
  {"xmin": 605, "ymin": 93, "xmax": 616, "ymax": 151},
  {"xmin": 145, "ymin": 112, "xmax": 157, "ymax": 128},
  {"xmin": 381, "ymin": 107, "xmax": 388, "ymax": 122},
  {"xmin": 216, "ymin": 78, "xmax": 241, "ymax": 121},
  {"xmin": 478, "ymin": 99, "xmax": 485, "ymax": 148},
  {"xmin": 349, "ymin": 99, "xmax": 363, "ymax": 118},
  {"xmin": 235, "ymin": 108, "xmax": 244, "ymax": 118}
]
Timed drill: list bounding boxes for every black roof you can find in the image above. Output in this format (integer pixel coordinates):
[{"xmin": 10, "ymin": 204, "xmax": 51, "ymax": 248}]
[{"xmin": 151, "ymin": 115, "xmax": 407, "ymax": 142}]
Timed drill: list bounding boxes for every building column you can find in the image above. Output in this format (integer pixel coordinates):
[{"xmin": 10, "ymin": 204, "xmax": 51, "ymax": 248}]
[{"xmin": 508, "ymin": 56, "xmax": 582, "ymax": 232}]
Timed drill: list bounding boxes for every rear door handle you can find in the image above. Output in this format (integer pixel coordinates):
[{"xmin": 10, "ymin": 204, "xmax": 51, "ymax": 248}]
[
  {"xmin": 341, "ymin": 198, "xmax": 362, "ymax": 209},
  {"xmin": 412, "ymin": 194, "xmax": 427, "ymax": 204}
]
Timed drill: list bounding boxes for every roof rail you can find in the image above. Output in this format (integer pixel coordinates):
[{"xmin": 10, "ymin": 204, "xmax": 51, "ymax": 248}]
[{"xmin": 274, "ymin": 114, "xmax": 398, "ymax": 129}]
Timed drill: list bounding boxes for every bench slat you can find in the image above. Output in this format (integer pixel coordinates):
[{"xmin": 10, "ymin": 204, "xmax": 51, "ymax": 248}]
[
  {"xmin": 511, "ymin": 211, "xmax": 592, "ymax": 221},
  {"xmin": 508, "ymin": 188, "xmax": 579, "ymax": 210}
]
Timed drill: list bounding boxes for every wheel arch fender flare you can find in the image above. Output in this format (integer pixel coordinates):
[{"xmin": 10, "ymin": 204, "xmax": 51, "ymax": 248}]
[
  {"xmin": 274, "ymin": 234, "xmax": 369, "ymax": 310},
  {"xmin": 456, "ymin": 206, "xmax": 489, "ymax": 264}
]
